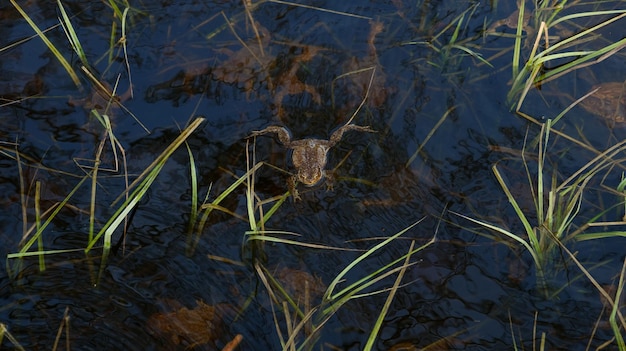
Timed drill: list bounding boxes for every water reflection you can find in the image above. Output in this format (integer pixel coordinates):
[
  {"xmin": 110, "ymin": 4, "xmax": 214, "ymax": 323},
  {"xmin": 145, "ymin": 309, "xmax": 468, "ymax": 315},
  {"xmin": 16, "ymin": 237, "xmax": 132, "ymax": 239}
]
[{"xmin": 1, "ymin": 0, "xmax": 625, "ymax": 350}]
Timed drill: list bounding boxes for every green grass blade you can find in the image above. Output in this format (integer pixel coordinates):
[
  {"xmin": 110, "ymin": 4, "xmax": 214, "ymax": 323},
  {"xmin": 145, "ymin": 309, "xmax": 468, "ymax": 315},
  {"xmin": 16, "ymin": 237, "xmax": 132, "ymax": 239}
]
[
  {"xmin": 57, "ymin": 0, "xmax": 88, "ymax": 67},
  {"xmin": 452, "ymin": 211, "xmax": 542, "ymax": 270},
  {"xmin": 35, "ymin": 181, "xmax": 45, "ymax": 271},
  {"xmin": 195, "ymin": 162, "xmax": 263, "ymax": 233},
  {"xmin": 364, "ymin": 241, "xmax": 415, "ymax": 351},
  {"xmin": 550, "ymin": 9, "xmax": 626, "ymax": 28},
  {"xmin": 324, "ymin": 235, "xmax": 434, "ymax": 308},
  {"xmin": 492, "ymin": 164, "xmax": 539, "ymax": 252},
  {"xmin": 451, "ymin": 44, "xmax": 493, "ymax": 67},
  {"xmin": 511, "ymin": 0, "xmax": 525, "ymax": 78},
  {"xmin": 120, "ymin": 7, "xmax": 133, "ymax": 95},
  {"xmin": 17, "ymin": 175, "xmax": 90, "ymax": 256},
  {"xmin": 549, "ymin": 231, "xmax": 626, "ymax": 332},
  {"xmin": 246, "ymin": 234, "xmax": 355, "ymax": 251},
  {"xmin": 610, "ymin": 258, "xmax": 626, "ymax": 349},
  {"xmin": 7, "ymin": 248, "xmax": 86, "ymax": 259},
  {"xmin": 256, "ymin": 193, "xmax": 289, "ymax": 229},
  {"xmin": 321, "ymin": 241, "xmax": 431, "ymax": 316},
  {"xmin": 325, "ymin": 218, "xmax": 425, "ymax": 300},
  {"xmin": 9, "ymin": 0, "xmax": 82, "ymax": 89},
  {"xmin": 576, "ymin": 231, "xmax": 626, "ymax": 241},
  {"xmin": 86, "ymin": 117, "xmax": 205, "ymax": 254},
  {"xmin": 186, "ymin": 142, "xmax": 199, "ymax": 236}
]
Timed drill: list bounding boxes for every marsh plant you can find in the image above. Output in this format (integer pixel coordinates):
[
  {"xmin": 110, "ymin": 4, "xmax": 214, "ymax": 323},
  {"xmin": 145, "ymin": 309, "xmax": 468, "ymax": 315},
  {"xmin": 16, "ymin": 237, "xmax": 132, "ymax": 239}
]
[
  {"xmin": 5, "ymin": 0, "xmax": 205, "ymax": 283},
  {"xmin": 506, "ymin": 1, "xmax": 626, "ymax": 110},
  {"xmin": 240, "ymin": 135, "xmax": 436, "ymax": 350},
  {"xmin": 455, "ymin": 120, "xmax": 626, "ymax": 296}
]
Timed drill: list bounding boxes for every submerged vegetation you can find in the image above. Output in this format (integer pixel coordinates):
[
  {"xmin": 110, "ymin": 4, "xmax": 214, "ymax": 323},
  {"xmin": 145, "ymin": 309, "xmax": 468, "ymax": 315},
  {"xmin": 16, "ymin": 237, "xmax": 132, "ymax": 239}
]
[
  {"xmin": 454, "ymin": 1, "xmax": 626, "ymax": 347},
  {"xmin": 1, "ymin": 0, "xmax": 626, "ymax": 349}
]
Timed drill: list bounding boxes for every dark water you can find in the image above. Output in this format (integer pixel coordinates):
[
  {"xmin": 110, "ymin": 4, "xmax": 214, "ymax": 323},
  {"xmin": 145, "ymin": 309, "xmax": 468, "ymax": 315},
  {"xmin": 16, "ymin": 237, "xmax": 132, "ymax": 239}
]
[{"xmin": 1, "ymin": 1, "xmax": 625, "ymax": 350}]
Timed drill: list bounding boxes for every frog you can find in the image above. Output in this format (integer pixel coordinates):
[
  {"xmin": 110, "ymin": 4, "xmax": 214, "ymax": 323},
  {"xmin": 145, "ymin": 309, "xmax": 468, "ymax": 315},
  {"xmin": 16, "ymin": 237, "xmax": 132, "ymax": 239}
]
[
  {"xmin": 249, "ymin": 123, "xmax": 375, "ymax": 200},
  {"xmin": 484, "ymin": 2, "xmax": 534, "ymax": 48},
  {"xmin": 578, "ymin": 81, "xmax": 626, "ymax": 126}
]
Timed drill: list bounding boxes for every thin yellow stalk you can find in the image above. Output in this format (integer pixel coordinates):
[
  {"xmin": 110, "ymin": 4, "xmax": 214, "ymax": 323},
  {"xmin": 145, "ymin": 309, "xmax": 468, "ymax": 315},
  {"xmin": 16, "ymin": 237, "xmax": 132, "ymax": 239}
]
[
  {"xmin": 538, "ymin": 12, "xmax": 626, "ymax": 60},
  {"xmin": 246, "ymin": 235, "xmax": 357, "ymax": 251},
  {"xmin": 267, "ymin": 0, "xmax": 372, "ymax": 20},
  {"xmin": 331, "ymin": 66, "xmax": 375, "ymax": 119},
  {"xmin": 558, "ymin": 139, "xmax": 626, "ymax": 193},
  {"xmin": 283, "ymin": 306, "xmax": 319, "ymax": 351},
  {"xmin": 8, "ymin": 248, "xmax": 86, "ymax": 259},
  {"xmin": 221, "ymin": 12, "xmax": 263, "ymax": 67},
  {"xmin": 550, "ymin": 9, "xmax": 626, "ymax": 28},
  {"xmin": 508, "ymin": 311, "xmax": 518, "ymax": 351},
  {"xmin": 51, "ymin": 307, "xmax": 70, "ymax": 351},
  {"xmin": 87, "ymin": 130, "xmax": 105, "ymax": 242},
  {"xmin": 254, "ymin": 264, "xmax": 288, "ymax": 348},
  {"xmin": 108, "ymin": 21, "xmax": 117, "ymax": 64},
  {"xmin": 282, "ymin": 301, "xmax": 295, "ymax": 351},
  {"xmin": 80, "ymin": 67, "xmax": 149, "ymax": 133},
  {"xmin": 551, "ymin": 87, "xmax": 599, "ymax": 125},
  {"xmin": 15, "ymin": 142, "xmax": 28, "ymax": 242},
  {"xmin": 550, "ymin": 232, "xmax": 626, "ymax": 331},
  {"xmin": 243, "ymin": 0, "xmax": 264, "ymax": 57},
  {"xmin": 610, "ymin": 258, "xmax": 626, "ymax": 349},
  {"xmin": 256, "ymin": 265, "xmax": 306, "ymax": 319},
  {"xmin": 0, "ymin": 323, "xmax": 25, "ymax": 351}
]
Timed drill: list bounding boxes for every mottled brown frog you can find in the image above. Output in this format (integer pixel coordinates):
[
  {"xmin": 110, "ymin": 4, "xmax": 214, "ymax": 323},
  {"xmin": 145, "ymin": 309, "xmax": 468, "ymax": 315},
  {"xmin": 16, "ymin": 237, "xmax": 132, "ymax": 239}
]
[
  {"xmin": 249, "ymin": 124, "xmax": 375, "ymax": 200},
  {"xmin": 579, "ymin": 82, "xmax": 626, "ymax": 126}
]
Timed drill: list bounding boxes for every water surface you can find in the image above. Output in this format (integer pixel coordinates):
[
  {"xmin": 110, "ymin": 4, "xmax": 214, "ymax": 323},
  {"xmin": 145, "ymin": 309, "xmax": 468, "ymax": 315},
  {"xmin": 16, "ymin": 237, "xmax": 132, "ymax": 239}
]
[{"xmin": 1, "ymin": 1, "xmax": 625, "ymax": 350}]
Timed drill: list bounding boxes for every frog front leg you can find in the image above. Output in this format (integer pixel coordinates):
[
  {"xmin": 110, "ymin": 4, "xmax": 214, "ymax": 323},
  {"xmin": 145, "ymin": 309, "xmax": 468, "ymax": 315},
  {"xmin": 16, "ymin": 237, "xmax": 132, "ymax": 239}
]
[
  {"xmin": 287, "ymin": 175, "xmax": 301, "ymax": 201},
  {"xmin": 327, "ymin": 124, "xmax": 376, "ymax": 147},
  {"xmin": 324, "ymin": 170, "xmax": 334, "ymax": 191},
  {"xmin": 248, "ymin": 126, "xmax": 293, "ymax": 146}
]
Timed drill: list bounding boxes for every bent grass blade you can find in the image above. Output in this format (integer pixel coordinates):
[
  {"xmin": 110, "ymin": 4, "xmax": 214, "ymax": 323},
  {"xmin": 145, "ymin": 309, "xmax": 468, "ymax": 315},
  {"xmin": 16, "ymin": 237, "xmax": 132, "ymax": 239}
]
[
  {"xmin": 83, "ymin": 117, "xmax": 205, "ymax": 281},
  {"xmin": 364, "ymin": 240, "xmax": 416, "ymax": 351},
  {"xmin": 7, "ymin": 174, "xmax": 90, "ymax": 277},
  {"xmin": 9, "ymin": 0, "xmax": 82, "ymax": 89}
]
